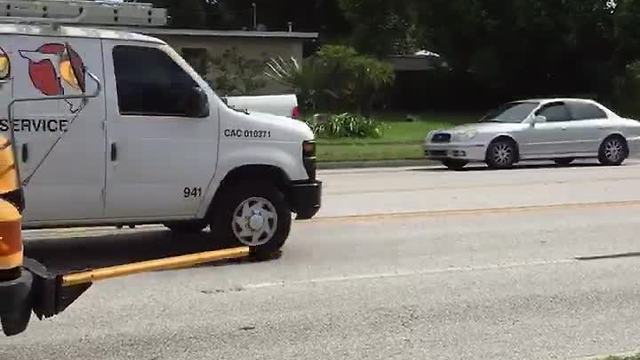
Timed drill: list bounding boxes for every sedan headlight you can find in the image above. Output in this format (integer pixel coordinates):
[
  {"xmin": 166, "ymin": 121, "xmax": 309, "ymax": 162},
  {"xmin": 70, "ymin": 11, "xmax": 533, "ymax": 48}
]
[
  {"xmin": 456, "ymin": 130, "xmax": 478, "ymax": 141},
  {"xmin": 425, "ymin": 130, "xmax": 436, "ymax": 142}
]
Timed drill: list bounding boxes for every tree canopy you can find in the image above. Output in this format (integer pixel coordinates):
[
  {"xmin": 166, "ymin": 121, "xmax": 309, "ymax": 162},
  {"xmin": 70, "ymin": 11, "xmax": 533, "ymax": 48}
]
[{"xmin": 151, "ymin": 0, "xmax": 640, "ymax": 113}]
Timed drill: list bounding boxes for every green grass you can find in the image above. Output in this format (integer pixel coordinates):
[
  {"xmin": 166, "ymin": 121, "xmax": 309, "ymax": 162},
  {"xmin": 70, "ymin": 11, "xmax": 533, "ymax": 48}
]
[
  {"xmin": 601, "ymin": 355, "xmax": 640, "ymax": 360},
  {"xmin": 315, "ymin": 112, "xmax": 478, "ymax": 162},
  {"xmin": 318, "ymin": 143, "xmax": 424, "ymax": 162}
]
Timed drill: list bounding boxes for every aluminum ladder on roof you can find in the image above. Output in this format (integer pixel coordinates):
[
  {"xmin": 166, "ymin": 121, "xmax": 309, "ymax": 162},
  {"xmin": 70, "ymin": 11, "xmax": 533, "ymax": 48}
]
[{"xmin": 0, "ymin": 0, "xmax": 167, "ymax": 27}]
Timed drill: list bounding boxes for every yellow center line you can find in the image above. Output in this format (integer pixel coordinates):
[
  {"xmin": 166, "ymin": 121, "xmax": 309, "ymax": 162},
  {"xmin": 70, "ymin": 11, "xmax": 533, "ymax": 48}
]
[
  {"xmin": 324, "ymin": 175, "xmax": 640, "ymax": 196},
  {"xmin": 313, "ymin": 200, "xmax": 640, "ymax": 223}
]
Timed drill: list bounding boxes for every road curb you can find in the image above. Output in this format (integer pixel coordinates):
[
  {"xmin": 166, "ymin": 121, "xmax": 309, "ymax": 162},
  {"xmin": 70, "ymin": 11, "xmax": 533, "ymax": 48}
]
[{"xmin": 318, "ymin": 159, "xmax": 434, "ymax": 170}]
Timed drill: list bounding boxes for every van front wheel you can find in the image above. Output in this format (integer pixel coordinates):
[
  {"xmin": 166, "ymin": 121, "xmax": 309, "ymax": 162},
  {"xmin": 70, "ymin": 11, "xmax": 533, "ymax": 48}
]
[{"xmin": 210, "ymin": 183, "xmax": 291, "ymax": 257}]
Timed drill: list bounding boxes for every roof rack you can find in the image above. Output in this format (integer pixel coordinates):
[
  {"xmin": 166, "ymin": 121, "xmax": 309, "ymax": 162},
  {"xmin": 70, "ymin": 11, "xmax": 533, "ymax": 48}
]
[{"xmin": 0, "ymin": 0, "xmax": 167, "ymax": 27}]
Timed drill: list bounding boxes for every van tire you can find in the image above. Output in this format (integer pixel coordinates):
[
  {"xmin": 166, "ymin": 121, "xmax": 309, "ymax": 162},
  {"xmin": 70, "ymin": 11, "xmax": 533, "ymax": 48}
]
[
  {"xmin": 210, "ymin": 182, "xmax": 291, "ymax": 258},
  {"xmin": 164, "ymin": 221, "xmax": 207, "ymax": 233}
]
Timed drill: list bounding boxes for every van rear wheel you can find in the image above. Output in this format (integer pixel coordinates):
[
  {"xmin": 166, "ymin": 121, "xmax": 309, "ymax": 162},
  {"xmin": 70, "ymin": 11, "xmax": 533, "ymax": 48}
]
[{"xmin": 210, "ymin": 182, "xmax": 291, "ymax": 258}]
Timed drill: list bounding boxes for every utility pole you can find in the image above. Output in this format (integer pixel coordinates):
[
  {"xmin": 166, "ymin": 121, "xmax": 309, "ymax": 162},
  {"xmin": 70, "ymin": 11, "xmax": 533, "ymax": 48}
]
[{"xmin": 251, "ymin": 2, "xmax": 257, "ymax": 30}]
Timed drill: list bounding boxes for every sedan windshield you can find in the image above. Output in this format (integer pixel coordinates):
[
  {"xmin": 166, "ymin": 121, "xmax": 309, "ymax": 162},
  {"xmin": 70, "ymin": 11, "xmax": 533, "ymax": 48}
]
[{"xmin": 480, "ymin": 102, "xmax": 539, "ymax": 123}]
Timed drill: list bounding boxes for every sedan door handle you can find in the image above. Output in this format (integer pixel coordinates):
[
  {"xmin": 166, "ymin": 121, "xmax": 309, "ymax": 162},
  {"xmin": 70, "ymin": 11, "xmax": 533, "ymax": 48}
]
[{"xmin": 110, "ymin": 142, "xmax": 117, "ymax": 162}]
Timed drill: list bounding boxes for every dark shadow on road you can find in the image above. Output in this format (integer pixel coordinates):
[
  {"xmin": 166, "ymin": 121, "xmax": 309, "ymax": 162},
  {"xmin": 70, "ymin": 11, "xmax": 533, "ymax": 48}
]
[
  {"xmin": 411, "ymin": 161, "xmax": 605, "ymax": 172},
  {"xmin": 24, "ymin": 230, "xmax": 279, "ymax": 274}
]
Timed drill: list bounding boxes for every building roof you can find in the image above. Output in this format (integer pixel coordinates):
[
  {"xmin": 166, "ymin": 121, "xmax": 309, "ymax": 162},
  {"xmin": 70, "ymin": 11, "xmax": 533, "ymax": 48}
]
[
  {"xmin": 387, "ymin": 55, "xmax": 442, "ymax": 71},
  {"xmin": 104, "ymin": 27, "xmax": 319, "ymax": 40}
]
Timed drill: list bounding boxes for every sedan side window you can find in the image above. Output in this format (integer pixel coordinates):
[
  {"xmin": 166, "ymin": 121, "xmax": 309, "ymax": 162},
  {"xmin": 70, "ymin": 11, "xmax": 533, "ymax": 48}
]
[
  {"xmin": 567, "ymin": 102, "xmax": 608, "ymax": 120},
  {"xmin": 537, "ymin": 103, "xmax": 571, "ymax": 122}
]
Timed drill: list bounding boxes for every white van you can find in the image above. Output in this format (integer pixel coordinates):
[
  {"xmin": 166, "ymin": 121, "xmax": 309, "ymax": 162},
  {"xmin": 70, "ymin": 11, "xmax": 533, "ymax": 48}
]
[{"xmin": 0, "ymin": 24, "xmax": 321, "ymax": 255}]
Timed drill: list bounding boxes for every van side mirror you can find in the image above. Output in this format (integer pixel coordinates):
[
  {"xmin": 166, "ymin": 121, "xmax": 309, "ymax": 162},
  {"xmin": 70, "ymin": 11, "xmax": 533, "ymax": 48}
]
[{"xmin": 186, "ymin": 87, "xmax": 209, "ymax": 118}]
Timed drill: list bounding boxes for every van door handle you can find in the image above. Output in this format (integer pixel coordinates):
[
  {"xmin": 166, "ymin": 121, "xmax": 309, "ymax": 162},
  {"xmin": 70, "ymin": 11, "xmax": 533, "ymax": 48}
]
[
  {"xmin": 21, "ymin": 143, "xmax": 28, "ymax": 163},
  {"xmin": 110, "ymin": 142, "xmax": 117, "ymax": 162}
]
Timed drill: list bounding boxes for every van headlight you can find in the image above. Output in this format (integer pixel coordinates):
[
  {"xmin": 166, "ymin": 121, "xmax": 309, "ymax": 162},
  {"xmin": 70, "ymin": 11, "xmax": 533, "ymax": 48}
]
[{"xmin": 302, "ymin": 140, "xmax": 316, "ymax": 180}]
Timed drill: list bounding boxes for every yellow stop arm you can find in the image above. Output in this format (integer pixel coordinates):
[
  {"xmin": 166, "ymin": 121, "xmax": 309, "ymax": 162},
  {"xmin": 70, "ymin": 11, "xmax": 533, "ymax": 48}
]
[{"xmin": 0, "ymin": 135, "xmax": 22, "ymax": 270}]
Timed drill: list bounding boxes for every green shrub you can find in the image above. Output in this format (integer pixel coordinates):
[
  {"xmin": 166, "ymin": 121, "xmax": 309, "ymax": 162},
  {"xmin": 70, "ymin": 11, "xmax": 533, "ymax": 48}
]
[
  {"xmin": 265, "ymin": 45, "xmax": 394, "ymax": 114},
  {"xmin": 307, "ymin": 113, "xmax": 385, "ymax": 139},
  {"xmin": 208, "ymin": 47, "xmax": 267, "ymax": 96},
  {"xmin": 612, "ymin": 60, "xmax": 640, "ymax": 117}
]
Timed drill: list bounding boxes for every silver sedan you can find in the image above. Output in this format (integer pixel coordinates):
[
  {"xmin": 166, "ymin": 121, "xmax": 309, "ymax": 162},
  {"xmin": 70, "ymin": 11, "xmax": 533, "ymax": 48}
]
[{"xmin": 424, "ymin": 98, "xmax": 640, "ymax": 170}]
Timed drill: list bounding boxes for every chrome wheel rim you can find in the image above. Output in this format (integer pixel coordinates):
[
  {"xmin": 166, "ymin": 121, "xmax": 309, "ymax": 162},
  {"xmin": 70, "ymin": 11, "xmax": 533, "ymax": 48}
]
[
  {"xmin": 605, "ymin": 139, "xmax": 624, "ymax": 163},
  {"xmin": 492, "ymin": 142, "xmax": 513, "ymax": 166},
  {"xmin": 232, "ymin": 197, "xmax": 278, "ymax": 246}
]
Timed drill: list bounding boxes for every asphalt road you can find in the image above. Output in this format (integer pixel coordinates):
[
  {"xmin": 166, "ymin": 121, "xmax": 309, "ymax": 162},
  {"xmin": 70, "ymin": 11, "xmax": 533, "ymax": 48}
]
[{"xmin": 4, "ymin": 160, "xmax": 640, "ymax": 359}]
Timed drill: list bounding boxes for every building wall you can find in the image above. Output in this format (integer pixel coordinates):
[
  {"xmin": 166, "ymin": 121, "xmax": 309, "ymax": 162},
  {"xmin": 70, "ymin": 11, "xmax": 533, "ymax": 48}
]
[{"xmin": 152, "ymin": 34, "xmax": 303, "ymax": 95}]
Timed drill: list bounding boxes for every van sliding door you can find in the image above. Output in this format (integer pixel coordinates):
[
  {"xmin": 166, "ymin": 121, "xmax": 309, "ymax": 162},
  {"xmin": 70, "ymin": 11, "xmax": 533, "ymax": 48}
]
[{"xmin": 0, "ymin": 36, "xmax": 107, "ymax": 224}]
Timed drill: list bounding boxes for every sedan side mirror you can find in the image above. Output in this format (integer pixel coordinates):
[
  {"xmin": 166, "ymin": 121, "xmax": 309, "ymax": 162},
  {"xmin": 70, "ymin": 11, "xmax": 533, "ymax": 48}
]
[{"xmin": 530, "ymin": 115, "xmax": 547, "ymax": 126}]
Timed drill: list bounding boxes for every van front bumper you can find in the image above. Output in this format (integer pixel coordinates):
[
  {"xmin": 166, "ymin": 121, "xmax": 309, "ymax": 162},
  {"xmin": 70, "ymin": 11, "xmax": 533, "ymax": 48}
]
[{"xmin": 288, "ymin": 180, "xmax": 322, "ymax": 220}]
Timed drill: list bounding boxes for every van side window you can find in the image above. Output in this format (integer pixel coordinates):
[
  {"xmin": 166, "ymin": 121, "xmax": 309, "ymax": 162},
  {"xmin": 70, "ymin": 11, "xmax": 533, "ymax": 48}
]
[{"xmin": 113, "ymin": 46, "xmax": 198, "ymax": 117}]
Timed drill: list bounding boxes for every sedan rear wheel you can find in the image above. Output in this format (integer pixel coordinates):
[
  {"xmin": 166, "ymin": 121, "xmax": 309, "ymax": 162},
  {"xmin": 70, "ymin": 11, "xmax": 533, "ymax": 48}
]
[
  {"xmin": 598, "ymin": 136, "xmax": 628, "ymax": 166},
  {"xmin": 486, "ymin": 139, "xmax": 516, "ymax": 169}
]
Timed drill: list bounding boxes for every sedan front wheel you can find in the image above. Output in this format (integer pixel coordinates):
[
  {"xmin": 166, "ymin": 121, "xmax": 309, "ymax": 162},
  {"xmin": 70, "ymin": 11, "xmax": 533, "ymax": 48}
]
[{"xmin": 486, "ymin": 139, "xmax": 517, "ymax": 169}]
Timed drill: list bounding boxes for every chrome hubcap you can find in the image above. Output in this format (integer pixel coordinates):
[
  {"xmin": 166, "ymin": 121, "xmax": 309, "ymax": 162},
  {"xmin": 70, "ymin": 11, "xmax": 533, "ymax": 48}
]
[
  {"xmin": 232, "ymin": 197, "xmax": 277, "ymax": 246},
  {"xmin": 492, "ymin": 143, "xmax": 513, "ymax": 166},
  {"xmin": 605, "ymin": 139, "xmax": 624, "ymax": 162}
]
